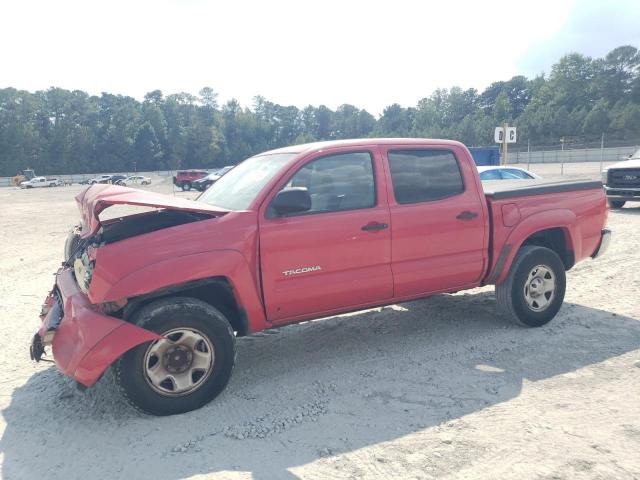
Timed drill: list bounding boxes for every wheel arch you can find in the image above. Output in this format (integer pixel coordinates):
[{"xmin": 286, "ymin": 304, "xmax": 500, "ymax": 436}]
[
  {"xmin": 123, "ymin": 277, "xmax": 250, "ymax": 336},
  {"xmin": 488, "ymin": 209, "xmax": 579, "ymax": 285},
  {"xmin": 520, "ymin": 227, "xmax": 575, "ymax": 270},
  {"xmin": 93, "ymin": 249, "xmax": 268, "ymax": 334}
]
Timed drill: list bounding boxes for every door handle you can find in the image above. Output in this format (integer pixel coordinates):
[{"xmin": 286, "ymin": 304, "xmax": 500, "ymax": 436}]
[
  {"xmin": 456, "ymin": 211, "xmax": 478, "ymax": 220},
  {"xmin": 361, "ymin": 222, "xmax": 388, "ymax": 231}
]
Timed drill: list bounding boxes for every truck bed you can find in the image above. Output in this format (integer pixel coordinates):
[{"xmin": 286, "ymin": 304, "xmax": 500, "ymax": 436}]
[{"xmin": 482, "ymin": 178, "xmax": 603, "ymax": 200}]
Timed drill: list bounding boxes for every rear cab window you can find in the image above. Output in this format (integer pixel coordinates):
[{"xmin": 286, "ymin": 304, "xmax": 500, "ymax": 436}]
[{"xmin": 387, "ymin": 149, "xmax": 464, "ymax": 204}]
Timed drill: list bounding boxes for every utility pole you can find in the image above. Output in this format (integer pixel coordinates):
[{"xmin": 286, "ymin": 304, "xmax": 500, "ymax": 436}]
[
  {"xmin": 599, "ymin": 132, "xmax": 605, "ymax": 173},
  {"xmin": 527, "ymin": 139, "xmax": 530, "ymax": 171},
  {"xmin": 560, "ymin": 137, "xmax": 565, "ymax": 175},
  {"xmin": 502, "ymin": 122, "xmax": 508, "ymax": 165}
]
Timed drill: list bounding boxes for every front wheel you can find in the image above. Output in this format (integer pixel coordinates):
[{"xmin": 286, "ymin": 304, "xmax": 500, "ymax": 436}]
[
  {"xmin": 607, "ymin": 200, "xmax": 625, "ymax": 209},
  {"xmin": 181, "ymin": 182, "xmax": 192, "ymax": 191},
  {"xmin": 114, "ymin": 297, "xmax": 236, "ymax": 415},
  {"xmin": 496, "ymin": 245, "xmax": 566, "ymax": 327}
]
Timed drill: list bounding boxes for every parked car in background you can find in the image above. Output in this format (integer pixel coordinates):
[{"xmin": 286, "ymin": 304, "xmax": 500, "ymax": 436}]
[
  {"xmin": 35, "ymin": 138, "xmax": 610, "ymax": 415},
  {"xmin": 20, "ymin": 176, "xmax": 59, "ymax": 188},
  {"xmin": 193, "ymin": 166, "xmax": 235, "ymax": 191},
  {"xmin": 117, "ymin": 175, "xmax": 151, "ymax": 186},
  {"xmin": 106, "ymin": 175, "xmax": 127, "ymax": 184},
  {"xmin": 87, "ymin": 174, "xmax": 127, "ymax": 184},
  {"xmin": 173, "ymin": 170, "xmax": 208, "ymax": 191},
  {"xmin": 477, "ymin": 166, "xmax": 540, "ymax": 180},
  {"xmin": 602, "ymin": 148, "xmax": 640, "ymax": 209},
  {"xmin": 89, "ymin": 175, "xmax": 112, "ymax": 184}
]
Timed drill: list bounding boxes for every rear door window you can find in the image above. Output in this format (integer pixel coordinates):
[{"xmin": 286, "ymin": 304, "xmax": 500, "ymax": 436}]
[{"xmin": 388, "ymin": 149, "xmax": 464, "ymax": 204}]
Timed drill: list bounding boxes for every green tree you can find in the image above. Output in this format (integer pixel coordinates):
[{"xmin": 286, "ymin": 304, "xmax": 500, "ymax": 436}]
[{"xmin": 134, "ymin": 122, "xmax": 163, "ymax": 171}]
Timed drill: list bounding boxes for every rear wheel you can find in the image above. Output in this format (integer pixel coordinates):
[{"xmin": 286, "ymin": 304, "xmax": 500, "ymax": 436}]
[
  {"xmin": 114, "ymin": 297, "xmax": 235, "ymax": 416},
  {"xmin": 607, "ymin": 200, "xmax": 625, "ymax": 209},
  {"xmin": 181, "ymin": 181, "xmax": 192, "ymax": 191},
  {"xmin": 496, "ymin": 246, "xmax": 566, "ymax": 327}
]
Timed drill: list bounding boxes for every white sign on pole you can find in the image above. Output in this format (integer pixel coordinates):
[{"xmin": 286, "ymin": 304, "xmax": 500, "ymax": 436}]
[{"xmin": 494, "ymin": 127, "xmax": 517, "ymax": 143}]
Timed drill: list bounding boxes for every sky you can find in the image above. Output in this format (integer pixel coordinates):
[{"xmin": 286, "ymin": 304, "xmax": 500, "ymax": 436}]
[{"xmin": 1, "ymin": 0, "xmax": 639, "ymax": 115}]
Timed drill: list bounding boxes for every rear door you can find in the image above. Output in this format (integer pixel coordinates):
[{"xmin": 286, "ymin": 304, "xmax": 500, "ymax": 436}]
[
  {"xmin": 259, "ymin": 148, "xmax": 393, "ymax": 323},
  {"xmin": 382, "ymin": 145, "xmax": 487, "ymax": 297}
]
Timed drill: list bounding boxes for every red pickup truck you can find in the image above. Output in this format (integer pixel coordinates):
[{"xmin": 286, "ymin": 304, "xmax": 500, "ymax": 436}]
[{"xmin": 31, "ymin": 139, "xmax": 610, "ymax": 415}]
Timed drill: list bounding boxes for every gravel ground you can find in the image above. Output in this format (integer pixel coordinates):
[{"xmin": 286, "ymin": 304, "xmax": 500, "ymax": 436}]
[{"xmin": 0, "ymin": 171, "xmax": 639, "ymax": 480}]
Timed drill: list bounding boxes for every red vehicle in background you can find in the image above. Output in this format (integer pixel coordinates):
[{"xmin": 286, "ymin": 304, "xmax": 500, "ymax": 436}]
[
  {"xmin": 172, "ymin": 169, "xmax": 208, "ymax": 191},
  {"xmin": 32, "ymin": 138, "xmax": 610, "ymax": 415}
]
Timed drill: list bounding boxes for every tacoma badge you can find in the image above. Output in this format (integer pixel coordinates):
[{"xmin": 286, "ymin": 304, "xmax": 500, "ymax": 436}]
[{"xmin": 282, "ymin": 266, "xmax": 322, "ymax": 276}]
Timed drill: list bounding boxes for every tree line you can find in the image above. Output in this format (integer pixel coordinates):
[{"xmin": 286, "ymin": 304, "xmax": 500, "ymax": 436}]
[{"xmin": 0, "ymin": 45, "xmax": 638, "ymax": 176}]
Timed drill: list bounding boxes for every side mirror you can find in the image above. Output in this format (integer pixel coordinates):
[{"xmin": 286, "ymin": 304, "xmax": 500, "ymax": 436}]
[{"xmin": 271, "ymin": 187, "xmax": 311, "ymax": 216}]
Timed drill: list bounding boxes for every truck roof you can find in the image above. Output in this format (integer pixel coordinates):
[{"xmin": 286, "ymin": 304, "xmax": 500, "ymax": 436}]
[{"xmin": 262, "ymin": 138, "xmax": 465, "ymax": 156}]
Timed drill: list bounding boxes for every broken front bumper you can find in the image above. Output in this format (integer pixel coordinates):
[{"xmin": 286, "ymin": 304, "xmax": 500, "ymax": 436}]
[{"xmin": 31, "ymin": 268, "xmax": 161, "ymax": 387}]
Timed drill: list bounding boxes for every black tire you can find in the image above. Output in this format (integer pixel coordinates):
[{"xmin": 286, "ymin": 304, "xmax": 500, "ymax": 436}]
[
  {"xmin": 496, "ymin": 245, "xmax": 566, "ymax": 327},
  {"xmin": 181, "ymin": 181, "xmax": 191, "ymax": 191},
  {"xmin": 114, "ymin": 297, "xmax": 235, "ymax": 416},
  {"xmin": 607, "ymin": 200, "xmax": 625, "ymax": 209},
  {"xmin": 63, "ymin": 228, "xmax": 81, "ymax": 262}
]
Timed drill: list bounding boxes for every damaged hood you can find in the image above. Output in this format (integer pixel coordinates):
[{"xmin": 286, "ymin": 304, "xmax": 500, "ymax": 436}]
[{"xmin": 76, "ymin": 184, "xmax": 229, "ymax": 238}]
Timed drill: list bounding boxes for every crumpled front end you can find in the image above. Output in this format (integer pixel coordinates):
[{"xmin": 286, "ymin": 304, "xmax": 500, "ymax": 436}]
[{"xmin": 31, "ymin": 268, "xmax": 161, "ymax": 387}]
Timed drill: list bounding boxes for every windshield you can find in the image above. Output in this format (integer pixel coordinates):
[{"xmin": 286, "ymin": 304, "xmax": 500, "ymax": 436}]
[
  {"xmin": 198, "ymin": 153, "xmax": 295, "ymax": 210},
  {"xmin": 631, "ymin": 148, "xmax": 640, "ymax": 159}
]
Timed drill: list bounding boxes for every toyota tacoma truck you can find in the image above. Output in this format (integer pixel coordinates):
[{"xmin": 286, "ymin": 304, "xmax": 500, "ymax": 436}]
[
  {"xmin": 31, "ymin": 139, "xmax": 611, "ymax": 415},
  {"xmin": 601, "ymin": 147, "xmax": 640, "ymax": 208}
]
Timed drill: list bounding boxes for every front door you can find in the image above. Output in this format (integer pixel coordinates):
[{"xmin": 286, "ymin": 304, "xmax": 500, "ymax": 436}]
[
  {"xmin": 259, "ymin": 149, "xmax": 393, "ymax": 323},
  {"xmin": 383, "ymin": 146, "xmax": 487, "ymax": 297}
]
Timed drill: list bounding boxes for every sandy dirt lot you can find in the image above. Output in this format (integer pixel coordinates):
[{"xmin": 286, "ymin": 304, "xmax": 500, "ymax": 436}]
[{"xmin": 0, "ymin": 172, "xmax": 639, "ymax": 480}]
